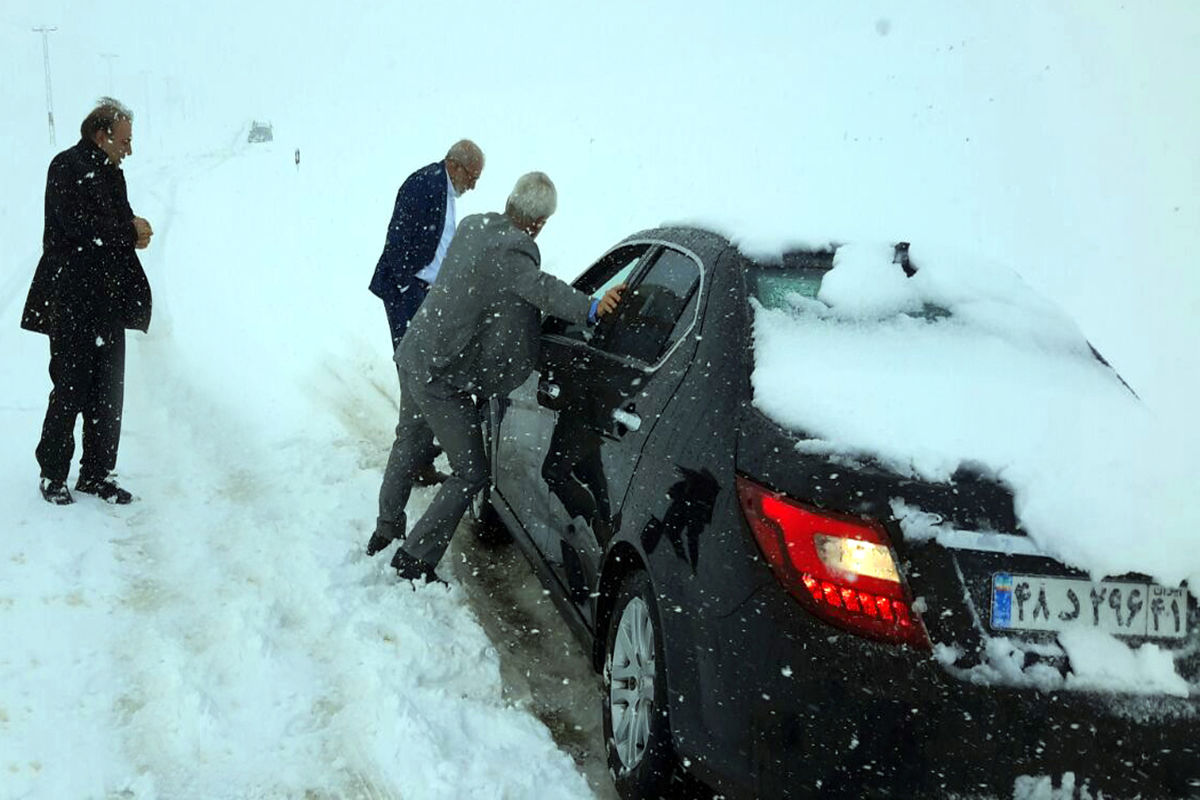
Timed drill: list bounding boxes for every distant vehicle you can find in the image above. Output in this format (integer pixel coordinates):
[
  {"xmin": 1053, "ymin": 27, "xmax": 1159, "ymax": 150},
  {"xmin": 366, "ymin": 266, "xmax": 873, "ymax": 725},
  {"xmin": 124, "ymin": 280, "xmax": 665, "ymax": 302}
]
[
  {"xmin": 247, "ymin": 121, "xmax": 273, "ymax": 143},
  {"xmin": 474, "ymin": 227, "xmax": 1199, "ymax": 799}
]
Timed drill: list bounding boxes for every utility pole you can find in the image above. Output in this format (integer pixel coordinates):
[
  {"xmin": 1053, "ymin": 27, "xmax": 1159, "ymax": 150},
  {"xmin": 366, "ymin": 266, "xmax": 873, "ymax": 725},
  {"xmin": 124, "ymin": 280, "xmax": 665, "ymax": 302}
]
[
  {"xmin": 100, "ymin": 53, "xmax": 118, "ymax": 94},
  {"xmin": 32, "ymin": 26, "xmax": 57, "ymax": 146}
]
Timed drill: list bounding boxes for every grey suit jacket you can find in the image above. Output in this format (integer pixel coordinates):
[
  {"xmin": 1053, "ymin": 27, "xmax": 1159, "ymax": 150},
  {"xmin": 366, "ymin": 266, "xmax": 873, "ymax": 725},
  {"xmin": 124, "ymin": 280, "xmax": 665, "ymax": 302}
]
[{"xmin": 397, "ymin": 212, "xmax": 592, "ymax": 397}]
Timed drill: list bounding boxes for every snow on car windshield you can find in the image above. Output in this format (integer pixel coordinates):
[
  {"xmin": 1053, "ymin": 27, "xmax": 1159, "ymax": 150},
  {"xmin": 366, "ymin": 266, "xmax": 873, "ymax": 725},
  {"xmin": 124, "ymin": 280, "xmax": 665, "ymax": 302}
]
[{"xmin": 748, "ymin": 242, "xmax": 1200, "ymax": 590}]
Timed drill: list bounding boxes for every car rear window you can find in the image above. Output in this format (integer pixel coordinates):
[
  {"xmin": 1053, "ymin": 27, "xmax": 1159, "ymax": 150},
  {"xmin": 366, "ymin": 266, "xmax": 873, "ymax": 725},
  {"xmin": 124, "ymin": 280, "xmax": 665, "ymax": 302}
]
[
  {"xmin": 748, "ymin": 269, "xmax": 826, "ymax": 310},
  {"xmin": 749, "ymin": 265, "xmax": 951, "ymax": 321}
]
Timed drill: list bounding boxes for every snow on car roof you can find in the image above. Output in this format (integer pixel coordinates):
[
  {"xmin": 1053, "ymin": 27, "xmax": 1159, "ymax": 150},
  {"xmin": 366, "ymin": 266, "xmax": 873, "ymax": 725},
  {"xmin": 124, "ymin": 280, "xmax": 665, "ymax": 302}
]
[{"xmin": 745, "ymin": 240, "xmax": 1200, "ymax": 591}]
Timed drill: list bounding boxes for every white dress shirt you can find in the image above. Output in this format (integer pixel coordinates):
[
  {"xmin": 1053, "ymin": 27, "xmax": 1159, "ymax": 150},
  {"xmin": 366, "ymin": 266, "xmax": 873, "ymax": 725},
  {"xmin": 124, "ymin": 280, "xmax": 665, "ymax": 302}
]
[{"xmin": 414, "ymin": 167, "xmax": 458, "ymax": 285}]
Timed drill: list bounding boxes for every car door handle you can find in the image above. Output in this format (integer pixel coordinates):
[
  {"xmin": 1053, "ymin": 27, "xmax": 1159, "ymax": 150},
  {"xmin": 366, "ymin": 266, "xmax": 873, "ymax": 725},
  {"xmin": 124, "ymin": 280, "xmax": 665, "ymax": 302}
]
[
  {"xmin": 611, "ymin": 408, "xmax": 642, "ymax": 432},
  {"xmin": 537, "ymin": 380, "xmax": 561, "ymax": 401}
]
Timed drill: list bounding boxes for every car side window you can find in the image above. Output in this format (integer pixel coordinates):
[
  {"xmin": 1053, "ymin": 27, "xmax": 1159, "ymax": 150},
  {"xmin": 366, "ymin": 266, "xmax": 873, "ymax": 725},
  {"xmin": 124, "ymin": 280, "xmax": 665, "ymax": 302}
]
[
  {"xmin": 593, "ymin": 247, "xmax": 701, "ymax": 365},
  {"xmin": 543, "ymin": 244, "xmax": 650, "ymax": 340},
  {"xmin": 590, "ymin": 251, "xmax": 644, "ymax": 298}
]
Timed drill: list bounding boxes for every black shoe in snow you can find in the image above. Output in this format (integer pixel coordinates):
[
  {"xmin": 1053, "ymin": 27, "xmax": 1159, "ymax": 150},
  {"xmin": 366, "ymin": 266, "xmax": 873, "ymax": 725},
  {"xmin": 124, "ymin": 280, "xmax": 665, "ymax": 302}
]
[
  {"xmin": 391, "ymin": 548, "xmax": 446, "ymax": 587},
  {"xmin": 366, "ymin": 518, "xmax": 406, "ymax": 557},
  {"xmin": 412, "ymin": 463, "xmax": 449, "ymax": 487},
  {"xmin": 366, "ymin": 531, "xmax": 394, "ymax": 557},
  {"xmin": 74, "ymin": 475, "xmax": 133, "ymax": 505},
  {"xmin": 39, "ymin": 478, "xmax": 74, "ymax": 505}
]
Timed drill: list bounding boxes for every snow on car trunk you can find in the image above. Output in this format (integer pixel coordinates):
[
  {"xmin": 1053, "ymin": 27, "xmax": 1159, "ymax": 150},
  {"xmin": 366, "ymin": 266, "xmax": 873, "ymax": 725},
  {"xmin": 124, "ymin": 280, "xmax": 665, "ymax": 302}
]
[
  {"xmin": 747, "ymin": 242, "xmax": 1200, "ymax": 698},
  {"xmin": 748, "ymin": 239, "xmax": 1200, "ymax": 575},
  {"xmin": 749, "ymin": 241, "xmax": 1200, "ymax": 592}
]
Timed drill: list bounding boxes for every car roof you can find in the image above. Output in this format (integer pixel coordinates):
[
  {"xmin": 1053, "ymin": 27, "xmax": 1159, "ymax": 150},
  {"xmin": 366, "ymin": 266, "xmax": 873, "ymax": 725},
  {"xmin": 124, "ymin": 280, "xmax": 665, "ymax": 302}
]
[{"xmin": 616, "ymin": 226, "xmax": 732, "ymax": 255}]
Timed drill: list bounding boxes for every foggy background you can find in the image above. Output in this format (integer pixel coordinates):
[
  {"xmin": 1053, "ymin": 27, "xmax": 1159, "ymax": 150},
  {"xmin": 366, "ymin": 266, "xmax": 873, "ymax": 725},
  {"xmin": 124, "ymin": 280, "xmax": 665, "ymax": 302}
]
[{"xmin": 3, "ymin": 1, "xmax": 1197, "ymax": 429}]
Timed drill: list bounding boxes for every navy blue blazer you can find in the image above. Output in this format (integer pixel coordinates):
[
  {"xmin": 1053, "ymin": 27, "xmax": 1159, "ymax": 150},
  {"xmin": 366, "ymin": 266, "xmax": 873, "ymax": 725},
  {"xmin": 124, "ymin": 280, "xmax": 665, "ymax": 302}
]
[{"xmin": 368, "ymin": 161, "xmax": 448, "ymax": 307}]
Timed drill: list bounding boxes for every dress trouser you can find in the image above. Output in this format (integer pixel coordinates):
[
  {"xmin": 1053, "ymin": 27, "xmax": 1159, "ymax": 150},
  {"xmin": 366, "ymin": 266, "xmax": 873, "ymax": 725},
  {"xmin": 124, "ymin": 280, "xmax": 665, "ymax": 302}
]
[
  {"xmin": 382, "ymin": 282, "xmax": 439, "ymax": 472},
  {"xmin": 382, "ymin": 281, "xmax": 429, "ymax": 352},
  {"xmin": 36, "ymin": 323, "xmax": 125, "ymax": 483},
  {"xmin": 541, "ymin": 418, "xmax": 612, "ymax": 527},
  {"xmin": 377, "ymin": 369, "xmax": 488, "ymax": 567}
]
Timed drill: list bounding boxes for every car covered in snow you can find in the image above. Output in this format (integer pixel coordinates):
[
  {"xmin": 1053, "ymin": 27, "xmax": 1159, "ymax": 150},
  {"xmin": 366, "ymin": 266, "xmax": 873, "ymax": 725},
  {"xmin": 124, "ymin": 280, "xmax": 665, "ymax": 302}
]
[
  {"xmin": 474, "ymin": 227, "xmax": 1199, "ymax": 799},
  {"xmin": 247, "ymin": 120, "xmax": 273, "ymax": 143}
]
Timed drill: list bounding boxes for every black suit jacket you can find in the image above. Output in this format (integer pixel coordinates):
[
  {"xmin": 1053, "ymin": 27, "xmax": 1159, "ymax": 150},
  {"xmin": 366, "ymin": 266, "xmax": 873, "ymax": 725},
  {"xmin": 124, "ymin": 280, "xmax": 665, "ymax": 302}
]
[
  {"xmin": 368, "ymin": 161, "xmax": 448, "ymax": 308},
  {"xmin": 21, "ymin": 139, "xmax": 151, "ymax": 335}
]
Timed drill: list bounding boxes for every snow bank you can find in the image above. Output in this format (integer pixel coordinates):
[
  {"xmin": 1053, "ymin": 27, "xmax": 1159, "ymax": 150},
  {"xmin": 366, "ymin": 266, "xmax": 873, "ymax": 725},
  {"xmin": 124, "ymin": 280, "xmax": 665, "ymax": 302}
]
[{"xmin": 0, "ymin": 130, "xmax": 594, "ymax": 800}]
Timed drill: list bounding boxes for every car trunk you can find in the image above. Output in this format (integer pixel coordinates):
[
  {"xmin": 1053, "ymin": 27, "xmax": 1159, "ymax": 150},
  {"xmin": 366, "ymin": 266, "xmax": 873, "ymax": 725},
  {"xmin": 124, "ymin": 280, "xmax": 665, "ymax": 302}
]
[{"xmin": 735, "ymin": 406, "xmax": 1200, "ymax": 695}]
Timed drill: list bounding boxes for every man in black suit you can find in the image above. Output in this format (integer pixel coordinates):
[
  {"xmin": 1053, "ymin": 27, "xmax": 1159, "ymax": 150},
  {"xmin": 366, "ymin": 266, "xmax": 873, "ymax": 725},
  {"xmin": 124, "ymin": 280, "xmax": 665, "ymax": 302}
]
[
  {"xmin": 21, "ymin": 98, "xmax": 153, "ymax": 505},
  {"xmin": 369, "ymin": 139, "xmax": 484, "ymax": 486}
]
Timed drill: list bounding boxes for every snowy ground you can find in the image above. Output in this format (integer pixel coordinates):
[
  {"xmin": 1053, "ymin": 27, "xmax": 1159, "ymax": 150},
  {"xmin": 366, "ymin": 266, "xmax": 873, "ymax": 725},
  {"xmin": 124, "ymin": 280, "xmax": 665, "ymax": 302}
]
[
  {"xmin": 1, "ymin": 2, "xmax": 1197, "ymax": 798},
  {"xmin": 0, "ymin": 140, "xmax": 601, "ymax": 798}
]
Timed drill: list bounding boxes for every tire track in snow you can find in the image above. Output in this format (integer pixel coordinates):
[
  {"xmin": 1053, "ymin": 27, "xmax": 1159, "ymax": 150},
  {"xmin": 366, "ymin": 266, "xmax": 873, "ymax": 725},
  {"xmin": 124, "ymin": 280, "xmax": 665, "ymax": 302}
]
[
  {"xmin": 313, "ymin": 348, "xmax": 619, "ymax": 800},
  {"xmin": 99, "ymin": 145, "xmax": 593, "ymax": 798},
  {"xmin": 114, "ymin": 328, "xmax": 582, "ymax": 798}
]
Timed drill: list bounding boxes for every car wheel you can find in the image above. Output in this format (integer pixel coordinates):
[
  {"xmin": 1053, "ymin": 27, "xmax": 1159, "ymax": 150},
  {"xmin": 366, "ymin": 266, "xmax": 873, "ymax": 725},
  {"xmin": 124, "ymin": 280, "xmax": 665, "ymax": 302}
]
[{"xmin": 603, "ymin": 569, "xmax": 680, "ymax": 799}]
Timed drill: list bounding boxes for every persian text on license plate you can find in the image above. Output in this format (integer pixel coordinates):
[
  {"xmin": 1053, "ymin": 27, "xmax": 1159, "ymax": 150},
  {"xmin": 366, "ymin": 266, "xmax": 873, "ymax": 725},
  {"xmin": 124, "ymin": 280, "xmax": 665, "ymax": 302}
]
[{"xmin": 991, "ymin": 573, "xmax": 1187, "ymax": 639}]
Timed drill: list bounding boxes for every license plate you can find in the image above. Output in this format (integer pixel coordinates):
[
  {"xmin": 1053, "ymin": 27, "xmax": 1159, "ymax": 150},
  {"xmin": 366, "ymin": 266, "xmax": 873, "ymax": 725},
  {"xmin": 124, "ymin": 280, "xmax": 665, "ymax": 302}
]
[{"xmin": 991, "ymin": 573, "xmax": 1188, "ymax": 639}]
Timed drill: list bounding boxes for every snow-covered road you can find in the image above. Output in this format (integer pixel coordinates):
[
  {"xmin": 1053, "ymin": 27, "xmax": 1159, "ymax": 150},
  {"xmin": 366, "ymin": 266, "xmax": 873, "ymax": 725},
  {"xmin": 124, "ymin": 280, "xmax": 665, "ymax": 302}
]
[{"xmin": 0, "ymin": 141, "xmax": 599, "ymax": 799}]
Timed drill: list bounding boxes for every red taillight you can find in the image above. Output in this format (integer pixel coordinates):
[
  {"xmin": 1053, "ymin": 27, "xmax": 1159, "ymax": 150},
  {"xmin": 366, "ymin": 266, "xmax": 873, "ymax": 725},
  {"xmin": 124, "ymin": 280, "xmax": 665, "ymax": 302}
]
[{"xmin": 736, "ymin": 475, "xmax": 929, "ymax": 649}]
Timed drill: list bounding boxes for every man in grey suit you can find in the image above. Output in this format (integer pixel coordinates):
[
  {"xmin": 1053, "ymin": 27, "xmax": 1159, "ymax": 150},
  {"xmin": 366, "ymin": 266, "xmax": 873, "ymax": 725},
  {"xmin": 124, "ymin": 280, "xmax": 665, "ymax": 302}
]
[{"xmin": 366, "ymin": 172, "xmax": 623, "ymax": 583}]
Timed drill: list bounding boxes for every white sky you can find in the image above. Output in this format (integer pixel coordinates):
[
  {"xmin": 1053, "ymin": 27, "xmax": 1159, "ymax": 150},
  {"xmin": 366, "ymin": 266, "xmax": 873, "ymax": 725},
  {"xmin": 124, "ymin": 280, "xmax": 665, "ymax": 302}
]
[{"xmin": 2, "ymin": 1, "xmax": 1196, "ymax": 425}]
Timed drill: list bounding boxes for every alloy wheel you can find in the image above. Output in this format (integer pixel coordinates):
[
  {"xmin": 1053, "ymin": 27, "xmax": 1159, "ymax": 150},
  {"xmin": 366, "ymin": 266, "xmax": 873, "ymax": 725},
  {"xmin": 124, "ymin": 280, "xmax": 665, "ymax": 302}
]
[{"xmin": 609, "ymin": 595, "xmax": 657, "ymax": 770}]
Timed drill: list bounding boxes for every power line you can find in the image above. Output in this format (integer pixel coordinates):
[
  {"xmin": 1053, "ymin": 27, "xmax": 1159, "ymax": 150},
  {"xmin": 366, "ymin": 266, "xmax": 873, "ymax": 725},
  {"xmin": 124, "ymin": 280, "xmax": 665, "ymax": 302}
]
[{"xmin": 32, "ymin": 26, "xmax": 57, "ymax": 146}]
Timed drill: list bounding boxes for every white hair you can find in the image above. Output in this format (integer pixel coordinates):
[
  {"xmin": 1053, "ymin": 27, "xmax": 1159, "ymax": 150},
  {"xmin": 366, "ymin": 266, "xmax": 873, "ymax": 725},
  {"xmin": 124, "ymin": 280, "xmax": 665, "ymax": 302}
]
[
  {"xmin": 96, "ymin": 96, "xmax": 133, "ymax": 120},
  {"xmin": 446, "ymin": 139, "xmax": 483, "ymax": 169},
  {"xmin": 505, "ymin": 172, "xmax": 557, "ymax": 223},
  {"xmin": 80, "ymin": 97, "xmax": 133, "ymax": 139}
]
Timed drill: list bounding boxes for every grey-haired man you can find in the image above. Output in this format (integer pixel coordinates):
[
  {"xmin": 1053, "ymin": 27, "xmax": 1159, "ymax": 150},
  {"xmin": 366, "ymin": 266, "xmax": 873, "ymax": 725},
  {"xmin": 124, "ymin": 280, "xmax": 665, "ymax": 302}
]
[{"xmin": 366, "ymin": 172, "xmax": 623, "ymax": 582}]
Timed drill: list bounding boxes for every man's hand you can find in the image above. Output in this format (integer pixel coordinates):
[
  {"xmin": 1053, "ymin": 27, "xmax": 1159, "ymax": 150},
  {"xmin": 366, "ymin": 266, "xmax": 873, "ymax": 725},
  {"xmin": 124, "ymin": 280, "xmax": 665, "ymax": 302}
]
[
  {"xmin": 597, "ymin": 283, "xmax": 626, "ymax": 318},
  {"xmin": 133, "ymin": 216, "xmax": 153, "ymax": 250}
]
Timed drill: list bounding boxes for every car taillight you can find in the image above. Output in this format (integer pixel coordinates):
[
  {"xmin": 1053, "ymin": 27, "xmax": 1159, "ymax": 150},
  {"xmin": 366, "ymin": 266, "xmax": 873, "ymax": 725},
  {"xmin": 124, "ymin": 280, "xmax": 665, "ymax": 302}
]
[{"xmin": 736, "ymin": 475, "xmax": 929, "ymax": 649}]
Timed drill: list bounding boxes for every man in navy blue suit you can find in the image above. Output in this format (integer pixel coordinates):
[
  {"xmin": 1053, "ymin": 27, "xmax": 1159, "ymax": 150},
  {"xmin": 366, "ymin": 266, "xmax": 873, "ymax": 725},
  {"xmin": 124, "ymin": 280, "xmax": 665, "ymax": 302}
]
[{"xmin": 369, "ymin": 139, "xmax": 484, "ymax": 485}]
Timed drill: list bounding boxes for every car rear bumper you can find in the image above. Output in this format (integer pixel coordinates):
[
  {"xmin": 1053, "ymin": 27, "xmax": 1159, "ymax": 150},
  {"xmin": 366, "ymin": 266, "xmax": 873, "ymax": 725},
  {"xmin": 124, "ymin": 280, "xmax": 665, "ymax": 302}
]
[
  {"xmin": 749, "ymin": 665, "xmax": 1200, "ymax": 798},
  {"xmin": 691, "ymin": 579, "xmax": 1200, "ymax": 799}
]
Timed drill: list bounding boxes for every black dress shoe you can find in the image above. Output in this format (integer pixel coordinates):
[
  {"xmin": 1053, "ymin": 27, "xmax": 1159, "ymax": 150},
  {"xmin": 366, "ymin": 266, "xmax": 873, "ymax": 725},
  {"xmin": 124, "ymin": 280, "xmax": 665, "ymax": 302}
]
[
  {"xmin": 39, "ymin": 478, "xmax": 74, "ymax": 505},
  {"xmin": 391, "ymin": 548, "xmax": 446, "ymax": 586},
  {"xmin": 412, "ymin": 464, "xmax": 449, "ymax": 487},
  {"xmin": 366, "ymin": 531, "xmax": 393, "ymax": 556},
  {"xmin": 75, "ymin": 475, "xmax": 133, "ymax": 505},
  {"xmin": 366, "ymin": 518, "xmax": 405, "ymax": 556}
]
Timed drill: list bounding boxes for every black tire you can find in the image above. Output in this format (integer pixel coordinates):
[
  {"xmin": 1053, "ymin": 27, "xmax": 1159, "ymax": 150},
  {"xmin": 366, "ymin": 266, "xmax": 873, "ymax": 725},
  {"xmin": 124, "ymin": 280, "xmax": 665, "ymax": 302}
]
[{"xmin": 603, "ymin": 569, "xmax": 681, "ymax": 799}]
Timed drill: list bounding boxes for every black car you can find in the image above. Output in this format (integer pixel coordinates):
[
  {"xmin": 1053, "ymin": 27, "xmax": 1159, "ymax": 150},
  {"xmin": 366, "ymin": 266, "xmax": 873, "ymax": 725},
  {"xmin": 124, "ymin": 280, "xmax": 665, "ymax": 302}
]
[{"xmin": 474, "ymin": 227, "xmax": 1199, "ymax": 799}]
